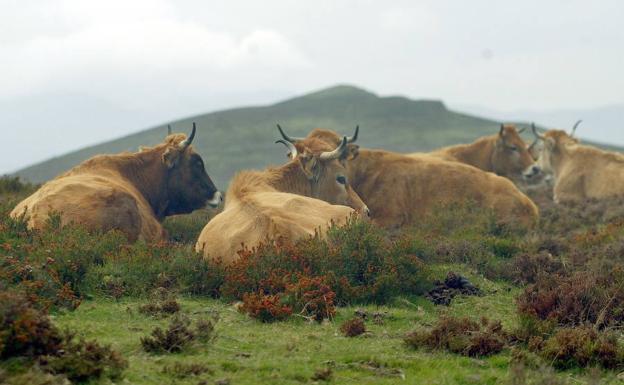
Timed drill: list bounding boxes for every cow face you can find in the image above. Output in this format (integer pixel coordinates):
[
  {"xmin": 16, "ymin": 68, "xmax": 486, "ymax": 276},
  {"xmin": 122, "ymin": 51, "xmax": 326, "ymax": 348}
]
[
  {"xmin": 494, "ymin": 124, "xmax": 540, "ymax": 180},
  {"xmin": 162, "ymin": 125, "xmax": 222, "ymax": 215},
  {"xmin": 278, "ymin": 134, "xmax": 369, "ymax": 215},
  {"xmin": 534, "ymin": 130, "xmax": 578, "ymax": 175}
]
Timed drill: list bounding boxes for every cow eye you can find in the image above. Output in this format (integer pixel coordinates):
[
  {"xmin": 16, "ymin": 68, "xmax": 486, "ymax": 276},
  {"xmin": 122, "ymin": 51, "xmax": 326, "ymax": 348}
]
[
  {"xmin": 508, "ymin": 145, "xmax": 518, "ymax": 151},
  {"xmin": 336, "ymin": 175, "xmax": 347, "ymax": 185}
]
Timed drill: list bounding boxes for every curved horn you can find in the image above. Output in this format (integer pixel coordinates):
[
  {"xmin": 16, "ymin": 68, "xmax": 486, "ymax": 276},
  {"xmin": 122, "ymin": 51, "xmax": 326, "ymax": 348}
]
[
  {"xmin": 275, "ymin": 139, "xmax": 298, "ymax": 159},
  {"xmin": 276, "ymin": 124, "xmax": 304, "ymax": 143},
  {"xmin": 570, "ymin": 119, "xmax": 582, "ymax": 137},
  {"xmin": 167, "ymin": 124, "xmax": 172, "ymax": 136},
  {"xmin": 179, "ymin": 122, "xmax": 196, "ymax": 149},
  {"xmin": 499, "ymin": 124, "xmax": 505, "ymax": 136},
  {"xmin": 347, "ymin": 125, "xmax": 359, "ymax": 143},
  {"xmin": 517, "ymin": 126, "xmax": 526, "ymax": 134},
  {"xmin": 531, "ymin": 122, "xmax": 545, "ymax": 140},
  {"xmin": 319, "ymin": 136, "xmax": 348, "ymax": 161}
]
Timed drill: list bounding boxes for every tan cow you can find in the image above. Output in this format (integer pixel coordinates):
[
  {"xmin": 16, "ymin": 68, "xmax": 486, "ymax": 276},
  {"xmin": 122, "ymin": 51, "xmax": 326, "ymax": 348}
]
[
  {"xmin": 195, "ymin": 136, "xmax": 368, "ymax": 264},
  {"xmin": 532, "ymin": 124, "xmax": 624, "ymax": 204},
  {"xmin": 409, "ymin": 124, "xmax": 541, "ymax": 181},
  {"xmin": 279, "ymin": 126, "xmax": 539, "ymax": 229},
  {"xmin": 11, "ymin": 123, "xmax": 222, "ymax": 242}
]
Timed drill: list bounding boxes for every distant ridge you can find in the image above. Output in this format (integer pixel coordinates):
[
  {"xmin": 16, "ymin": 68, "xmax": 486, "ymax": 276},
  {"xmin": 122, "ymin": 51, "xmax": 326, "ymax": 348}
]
[{"xmin": 14, "ymin": 84, "xmax": 619, "ymax": 187}]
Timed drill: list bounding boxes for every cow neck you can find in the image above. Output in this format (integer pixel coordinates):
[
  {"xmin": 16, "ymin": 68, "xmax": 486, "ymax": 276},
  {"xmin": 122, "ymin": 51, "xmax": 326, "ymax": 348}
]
[
  {"xmin": 549, "ymin": 141, "xmax": 573, "ymax": 180},
  {"xmin": 113, "ymin": 148, "xmax": 170, "ymax": 218},
  {"xmin": 447, "ymin": 136, "xmax": 497, "ymax": 172},
  {"xmin": 270, "ymin": 161, "xmax": 313, "ymax": 197}
]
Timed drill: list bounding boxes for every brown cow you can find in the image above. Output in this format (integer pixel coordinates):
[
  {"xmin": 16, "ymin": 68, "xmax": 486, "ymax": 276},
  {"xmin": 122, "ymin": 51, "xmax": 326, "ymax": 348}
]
[
  {"xmin": 11, "ymin": 123, "xmax": 222, "ymax": 242},
  {"xmin": 532, "ymin": 123, "xmax": 624, "ymax": 204},
  {"xmin": 195, "ymin": 136, "xmax": 368, "ymax": 264},
  {"xmin": 279, "ymin": 126, "xmax": 539, "ymax": 229},
  {"xmin": 410, "ymin": 124, "xmax": 541, "ymax": 181}
]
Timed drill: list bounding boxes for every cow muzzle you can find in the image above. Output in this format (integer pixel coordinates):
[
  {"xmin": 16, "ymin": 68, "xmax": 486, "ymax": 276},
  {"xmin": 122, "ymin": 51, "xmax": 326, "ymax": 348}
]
[
  {"xmin": 207, "ymin": 191, "xmax": 223, "ymax": 208},
  {"xmin": 522, "ymin": 165, "xmax": 541, "ymax": 180}
]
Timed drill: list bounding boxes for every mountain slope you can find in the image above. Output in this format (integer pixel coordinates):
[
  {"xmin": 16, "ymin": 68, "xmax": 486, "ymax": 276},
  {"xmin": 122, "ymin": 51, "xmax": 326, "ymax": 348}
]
[{"xmin": 14, "ymin": 84, "xmax": 615, "ymax": 188}]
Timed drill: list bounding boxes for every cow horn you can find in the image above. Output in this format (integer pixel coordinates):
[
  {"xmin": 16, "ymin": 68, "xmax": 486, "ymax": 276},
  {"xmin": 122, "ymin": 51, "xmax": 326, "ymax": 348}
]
[
  {"xmin": 319, "ymin": 136, "xmax": 348, "ymax": 160},
  {"xmin": 517, "ymin": 126, "xmax": 526, "ymax": 134},
  {"xmin": 277, "ymin": 124, "xmax": 304, "ymax": 143},
  {"xmin": 499, "ymin": 124, "xmax": 505, "ymax": 136},
  {"xmin": 275, "ymin": 139, "xmax": 298, "ymax": 159},
  {"xmin": 179, "ymin": 122, "xmax": 196, "ymax": 149},
  {"xmin": 347, "ymin": 125, "xmax": 359, "ymax": 143},
  {"xmin": 531, "ymin": 122, "xmax": 545, "ymax": 140},
  {"xmin": 570, "ymin": 119, "xmax": 582, "ymax": 137},
  {"xmin": 167, "ymin": 124, "xmax": 172, "ymax": 136}
]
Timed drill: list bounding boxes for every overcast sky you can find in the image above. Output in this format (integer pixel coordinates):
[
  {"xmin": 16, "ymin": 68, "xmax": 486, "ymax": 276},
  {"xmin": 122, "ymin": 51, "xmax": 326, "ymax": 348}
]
[{"xmin": 2, "ymin": 0, "xmax": 623, "ymax": 174}]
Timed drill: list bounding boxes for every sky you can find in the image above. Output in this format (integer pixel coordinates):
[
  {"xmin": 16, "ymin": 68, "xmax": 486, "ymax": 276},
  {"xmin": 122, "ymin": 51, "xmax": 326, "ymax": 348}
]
[{"xmin": 1, "ymin": 0, "xmax": 623, "ymax": 173}]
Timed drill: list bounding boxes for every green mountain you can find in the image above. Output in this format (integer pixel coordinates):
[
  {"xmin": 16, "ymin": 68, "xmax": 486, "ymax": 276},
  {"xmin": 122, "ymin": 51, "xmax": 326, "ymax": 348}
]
[{"xmin": 11, "ymin": 85, "xmax": 601, "ymax": 188}]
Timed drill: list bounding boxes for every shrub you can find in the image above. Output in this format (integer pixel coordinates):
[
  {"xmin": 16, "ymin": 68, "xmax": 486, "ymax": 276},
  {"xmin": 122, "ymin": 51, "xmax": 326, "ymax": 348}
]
[
  {"xmin": 140, "ymin": 314, "xmax": 217, "ymax": 353},
  {"xmin": 517, "ymin": 268, "xmax": 624, "ymax": 328},
  {"xmin": 540, "ymin": 327, "xmax": 624, "ymax": 370},
  {"xmin": 39, "ymin": 332, "xmax": 127, "ymax": 382},
  {"xmin": 340, "ymin": 317, "xmax": 366, "ymax": 337},
  {"xmin": 284, "ymin": 276, "xmax": 336, "ymax": 322},
  {"xmin": 507, "ymin": 252, "xmax": 566, "ymax": 285},
  {"xmin": 239, "ymin": 292, "xmax": 292, "ymax": 323},
  {"xmin": 0, "ymin": 291, "xmax": 63, "ymax": 359},
  {"xmin": 310, "ymin": 367, "xmax": 333, "ymax": 382},
  {"xmin": 404, "ymin": 316, "xmax": 506, "ymax": 357}
]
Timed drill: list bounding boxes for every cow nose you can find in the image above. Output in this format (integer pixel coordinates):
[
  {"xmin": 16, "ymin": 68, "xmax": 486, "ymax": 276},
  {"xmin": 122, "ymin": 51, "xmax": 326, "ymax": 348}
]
[{"xmin": 362, "ymin": 206, "xmax": 371, "ymax": 217}]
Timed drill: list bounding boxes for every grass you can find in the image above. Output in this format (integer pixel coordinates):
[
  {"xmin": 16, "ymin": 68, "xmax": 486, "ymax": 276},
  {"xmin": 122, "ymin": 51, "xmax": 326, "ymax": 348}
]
[{"xmin": 44, "ymin": 278, "xmax": 621, "ymax": 385}]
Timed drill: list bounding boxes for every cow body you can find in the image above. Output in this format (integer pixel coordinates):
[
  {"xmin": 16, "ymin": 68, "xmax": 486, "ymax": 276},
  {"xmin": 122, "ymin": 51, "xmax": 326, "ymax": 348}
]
[
  {"xmin": 352, "ymin": 150, "xmax": 538, "ymax": 228},
  {"xmin": 536, "ymin": 130, "xmax": 624, "ymax": 203},
  {"xmin": 196, "ymin": 138, "xmax": 366, "ymax": 264},
  {"xmin": 11, "ymin": 129, "xmax": 221, "ymax": 242}
]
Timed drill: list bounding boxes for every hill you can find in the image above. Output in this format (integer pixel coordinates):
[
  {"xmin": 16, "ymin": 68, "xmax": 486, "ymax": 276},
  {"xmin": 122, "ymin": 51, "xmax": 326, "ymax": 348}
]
[{"xmin": 12, "ymin": 84, "xmax": 614, "ymax": 188}]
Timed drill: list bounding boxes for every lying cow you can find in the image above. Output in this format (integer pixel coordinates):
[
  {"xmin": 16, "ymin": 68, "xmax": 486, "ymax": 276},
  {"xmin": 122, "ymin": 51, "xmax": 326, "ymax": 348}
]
[
  {"xmin": 279, "ymin": 126, "xmax": 539, "ymax": 229},
  {"xmin": 410, "ymin": 124, "xmax": 541, "ymax": 181},
  {"xmin": 532, "ymin": 123, "xmax": 624, "ymax": 204},
  {"xmin": 195, "ymin": 136, "xmax": 368, "ymax": 264},
  {"xmin": 11, "ymin": 123, "xmax": 222, "ymax": 242}
]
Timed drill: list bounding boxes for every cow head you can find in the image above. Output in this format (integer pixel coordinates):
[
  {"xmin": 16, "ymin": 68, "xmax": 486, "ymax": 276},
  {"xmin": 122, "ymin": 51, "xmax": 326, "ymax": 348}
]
[
  {"xmin": 161, "ymin": 123, "xmax": 222, "ymax": 215},
  {"xmin": 531, "ymin": 127, "xmax": 579, "ymax": 175},
  {"xmin": 276, "ymin": 126, "xmax": 369, "ymax": 216},
  {"xmin": 494, "ymin": 124, "xmax": 541, "ymax": 180}
]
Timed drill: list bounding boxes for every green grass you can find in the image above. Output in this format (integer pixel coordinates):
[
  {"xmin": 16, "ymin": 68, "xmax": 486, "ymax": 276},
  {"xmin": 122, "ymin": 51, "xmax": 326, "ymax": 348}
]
[{"xmin": 38, "ymin": 266, "xmax": 615, "ymax": 385}]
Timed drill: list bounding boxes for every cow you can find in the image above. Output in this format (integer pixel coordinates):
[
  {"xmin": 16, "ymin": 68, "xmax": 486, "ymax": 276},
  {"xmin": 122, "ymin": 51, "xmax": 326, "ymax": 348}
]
[
  {"xmin": 195, "ymin": 136, "xmax": 368, "ymax": 264},
  {"xmin": 531, "ymin": 122, "xmax": 624, "ymax": 204},
  {"xmin": 278, "ymin": 126, "xmax": 539, "ymax": 229},
  {"xmin": 11, "ymin": 123, "xmax": 222, "ymax": 242},
  {"xmin": 409, "ymin": 124, "xmax": 541, "ymax": 181}
]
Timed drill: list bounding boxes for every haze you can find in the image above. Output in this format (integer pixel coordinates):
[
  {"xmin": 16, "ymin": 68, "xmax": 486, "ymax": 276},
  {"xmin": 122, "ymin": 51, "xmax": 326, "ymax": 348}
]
[{"xmin": 1, "ymin": 0, "xmax": 623, "ymax": 174}]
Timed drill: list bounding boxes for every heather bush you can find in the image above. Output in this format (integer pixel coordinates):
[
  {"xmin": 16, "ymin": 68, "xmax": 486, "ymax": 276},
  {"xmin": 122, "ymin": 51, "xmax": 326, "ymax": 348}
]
[
  {"xmin": 162, "ymin": 208, "xmax": 219, "ymax": 244},
  {"xmin": 517, "ymin": 268, "xmax": 624, "ymax": 328},
  {"xmin": 283, "ymin": 275, "xmax": 336, "ymax": 322},
  {"xmin": 539, "ymin": 327, "xmax": 624, "ymax": 370},
  {"xmin": 222, "ymin": 218, "xmax": 431, "ymax": 305},
  {"xmin": 404, "ymin": 316, "xmax": 507, "ymax": 357},
  {"xmin": 39, "ymin": 332, "xmax": 127, "ymax": 382},
  {"xmin": 0, "ymin": 291, "xmax": 63, "ymax": 359},
  {"xmin": 239, "ymin": 292, "xmax": 292, "ymax": 323},
  {"xmin": 141, "ymin": 314, "xmax": 217, "ymax": 353},
  {"xmin": 340, "ymin": 317, "xmax": 366, "ymax": 337}
]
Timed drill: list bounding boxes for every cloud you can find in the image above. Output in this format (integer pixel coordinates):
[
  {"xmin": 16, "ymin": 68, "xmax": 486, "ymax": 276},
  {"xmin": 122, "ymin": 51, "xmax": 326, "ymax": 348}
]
[{"xmin": 0, "ymin": 0, "xmax": 311, "ymax": 102}]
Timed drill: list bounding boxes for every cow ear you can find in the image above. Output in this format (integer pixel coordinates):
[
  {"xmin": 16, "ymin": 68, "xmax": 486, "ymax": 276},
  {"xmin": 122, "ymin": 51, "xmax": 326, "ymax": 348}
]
[
  {"xmin": 162, "ymin": 147, "xmax": 182, "ymax": 169},
  {"xmin": 298, "ymin": 152, "xmax": 320, "ymax": 181}
]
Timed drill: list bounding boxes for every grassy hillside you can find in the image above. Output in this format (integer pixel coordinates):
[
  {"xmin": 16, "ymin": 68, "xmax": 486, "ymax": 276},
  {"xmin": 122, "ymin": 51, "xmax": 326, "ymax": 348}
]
[
  {"xmin": 14, "ymin": 85, "xmax": 509, "ymax": 187},
  {"xmin": 15, "ymin": 84, "xmax": 622, "ymax": 188}
]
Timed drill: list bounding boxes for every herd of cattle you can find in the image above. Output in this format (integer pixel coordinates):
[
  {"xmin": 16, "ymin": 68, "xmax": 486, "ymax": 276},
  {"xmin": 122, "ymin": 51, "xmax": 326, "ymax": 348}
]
[{"xmin": 10, "ymin": 121, "xmax": 624, "ymax": 264}]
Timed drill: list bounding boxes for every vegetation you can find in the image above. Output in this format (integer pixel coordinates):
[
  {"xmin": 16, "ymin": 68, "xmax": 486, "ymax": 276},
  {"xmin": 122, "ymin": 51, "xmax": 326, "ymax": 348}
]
[{"xmin": 3, "ymin": 175, "xmax": 624, "ymax": 384}]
